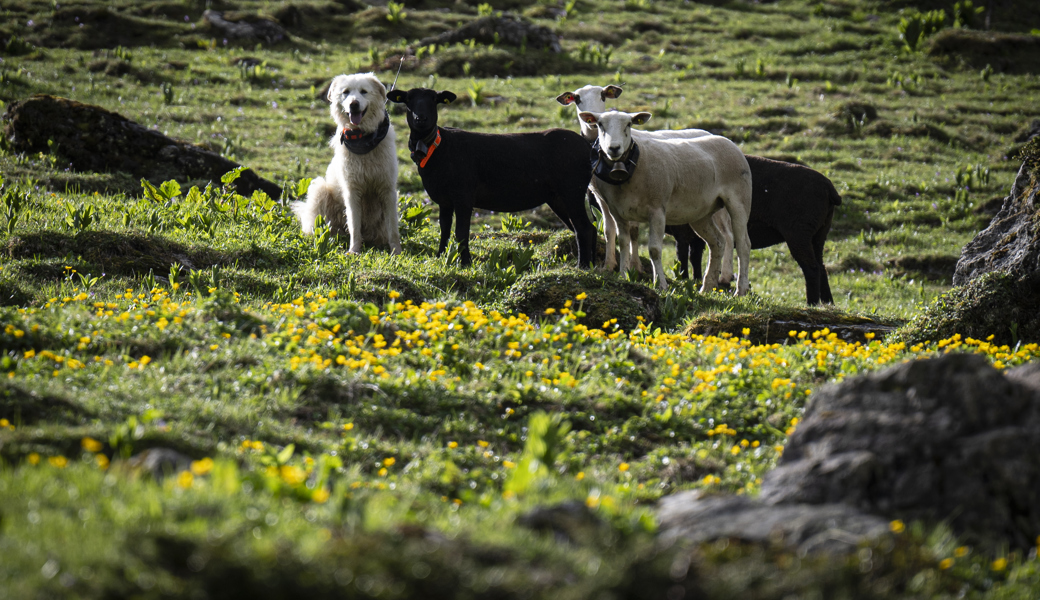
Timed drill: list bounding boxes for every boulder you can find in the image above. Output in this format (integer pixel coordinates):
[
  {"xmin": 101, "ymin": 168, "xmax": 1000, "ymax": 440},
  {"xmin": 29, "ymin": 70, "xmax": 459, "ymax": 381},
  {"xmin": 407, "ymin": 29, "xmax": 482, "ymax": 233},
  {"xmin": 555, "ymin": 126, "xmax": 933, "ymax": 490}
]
[
  {"xmin": 202, "ymin": 10, "xmax": 290, "ymax": 45},
  {"xmin": 953, "ymin": 162, "xmax": 1039, "ymax": 286},
  {"xmin": 658, "ymin": 353, "xmax": 1040, "ymax": 553},
  {"xmin": 417, "ymin": 15, "xmax": 561, "ymax": 53},
  {"xmin": 2, "ymin": 95, "xmax": 281, "ymax": 199},
  {"xmin": 658, "ymin": 492, "xmax": 890, "ymax": 555},
  {"xmin": 894, "ymin": 140, "xmax": 1040, "ymax": 345}
]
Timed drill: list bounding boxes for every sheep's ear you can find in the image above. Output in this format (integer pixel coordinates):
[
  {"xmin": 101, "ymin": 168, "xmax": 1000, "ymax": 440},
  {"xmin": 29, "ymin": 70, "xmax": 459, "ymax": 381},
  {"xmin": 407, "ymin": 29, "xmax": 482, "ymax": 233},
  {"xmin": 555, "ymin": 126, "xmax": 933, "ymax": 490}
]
[
  {"xmin": 556, "ymin": 92, "xmax": 577, "ymax": 105},
  {"xmin": 578, "ymin": 111, "xmax": 599, "ymax": 124},
  {"xmin": 387, "ymin": 89, "xmax": 408, "ymax": 104},
  {"xmin": 437, "ymin": 91, "xmax": 457, "ymax": 104},
  {"xmin": 602, "ymin": 85, "xmax": 623, "ymax": 99},
  {"xmin": 630, "ymin": 112, "xmax": 652, "ymax": 125}
]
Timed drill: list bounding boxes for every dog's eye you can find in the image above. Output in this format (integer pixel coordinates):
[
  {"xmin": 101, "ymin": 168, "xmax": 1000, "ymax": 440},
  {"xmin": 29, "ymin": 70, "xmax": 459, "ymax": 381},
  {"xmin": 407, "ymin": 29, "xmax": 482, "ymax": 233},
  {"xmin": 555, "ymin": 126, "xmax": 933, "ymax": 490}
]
[{"xmin": 361, "ymin": 90, "xmax": 368, "ymax": 95}]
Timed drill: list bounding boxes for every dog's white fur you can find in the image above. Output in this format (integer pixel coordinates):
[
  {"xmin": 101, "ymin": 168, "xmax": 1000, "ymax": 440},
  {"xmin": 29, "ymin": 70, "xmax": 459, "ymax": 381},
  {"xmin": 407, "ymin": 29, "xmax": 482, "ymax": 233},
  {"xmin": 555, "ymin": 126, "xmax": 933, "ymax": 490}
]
[{"xmin": 292, "ymin": 73, "xmax": 401, "ymax": 254}]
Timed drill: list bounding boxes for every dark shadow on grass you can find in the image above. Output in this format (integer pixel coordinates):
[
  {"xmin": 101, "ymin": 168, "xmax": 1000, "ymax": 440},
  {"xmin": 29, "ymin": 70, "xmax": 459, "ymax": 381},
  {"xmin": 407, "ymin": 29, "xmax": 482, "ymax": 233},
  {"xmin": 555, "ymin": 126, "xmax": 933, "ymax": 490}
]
[{"xmin": 0, "ymin": 382, "xmax": 95, "ymax": 426}]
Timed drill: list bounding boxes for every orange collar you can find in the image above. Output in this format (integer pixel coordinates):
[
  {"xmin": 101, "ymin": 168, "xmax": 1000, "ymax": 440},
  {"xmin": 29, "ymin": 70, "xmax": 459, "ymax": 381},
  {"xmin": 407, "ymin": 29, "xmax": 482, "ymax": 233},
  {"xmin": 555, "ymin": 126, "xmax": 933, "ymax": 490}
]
[{"xmin": 412, "ymin": 129, "xmax": 442, "ymax": 168}]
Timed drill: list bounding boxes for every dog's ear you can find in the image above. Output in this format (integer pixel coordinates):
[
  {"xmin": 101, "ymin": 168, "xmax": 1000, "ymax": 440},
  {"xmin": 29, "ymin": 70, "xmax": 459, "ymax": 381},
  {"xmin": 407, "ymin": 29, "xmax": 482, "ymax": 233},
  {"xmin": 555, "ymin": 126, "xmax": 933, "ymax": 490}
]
[
  {"xmin": 556, "ymin": 92, "xmax": 576, "ymax": 105},
  {"xmin": 436, "ymin": 91, "xmax": 457, "ymax": 105},
  {"xmin": 387, "ymin": 89, "xmax": 408, "ymax": 104},
  {"xmin": 602, "ymin": 85, "xmax": 623, "ymax": 100},
  {"xmin": 630, "ymin": 112, "xmax": 652, "ymax": 126},
  {"xmin": 578, "ymin": 111, "xmax": 599, "ymax": 125}
]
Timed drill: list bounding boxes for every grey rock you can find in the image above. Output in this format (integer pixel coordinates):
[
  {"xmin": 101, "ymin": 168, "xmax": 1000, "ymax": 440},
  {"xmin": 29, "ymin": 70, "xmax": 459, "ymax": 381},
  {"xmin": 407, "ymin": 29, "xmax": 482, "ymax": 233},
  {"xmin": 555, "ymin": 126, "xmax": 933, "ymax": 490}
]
[
  {"xmin": 953, "ymin": 162, "xmax": 1039, "ymax": 286},
  {"xmin": 761, "ymin": 353, "xmax": 1040, "ymax": 550},
  {"xmin": 2, "ymin": 95, "xmax": 281, "ymax": 199},
  {"xmin": 417, "ymin": 15, "xmax": 561, "ymax": 53},
  {"xmin": 127, "ymin": 447, "xmax": 193, "ymax": 481},
  {"xmin": 658, "ymin": 353, "xmax": 1040, "ymax": 553},
  {"xmin": 658, "ymin": 491, "xmax": 890, "ymax": 555}
]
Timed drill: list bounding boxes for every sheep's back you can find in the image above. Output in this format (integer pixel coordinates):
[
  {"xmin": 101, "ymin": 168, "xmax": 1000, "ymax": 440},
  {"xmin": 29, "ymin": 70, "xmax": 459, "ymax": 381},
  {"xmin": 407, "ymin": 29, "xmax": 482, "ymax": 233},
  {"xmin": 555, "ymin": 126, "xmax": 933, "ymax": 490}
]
[{"xmin": 744, "ymin": 156, "xmax": 841, "ymax": 228}]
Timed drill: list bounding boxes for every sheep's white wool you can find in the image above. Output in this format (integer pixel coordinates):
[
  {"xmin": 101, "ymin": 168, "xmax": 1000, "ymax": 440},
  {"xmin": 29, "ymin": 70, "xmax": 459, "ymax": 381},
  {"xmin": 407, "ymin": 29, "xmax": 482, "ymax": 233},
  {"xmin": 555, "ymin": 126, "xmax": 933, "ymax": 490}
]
[
  {"xmin": 557, "ymin": 85, "xmax": 733, "ymax": 281},
  {"xmin": 292, "ymin": 72, "xmax": 401, "ymax": 254},
  {"xmin": 580, "ymin": 110, "xmax": 753, "ymax": 294}
]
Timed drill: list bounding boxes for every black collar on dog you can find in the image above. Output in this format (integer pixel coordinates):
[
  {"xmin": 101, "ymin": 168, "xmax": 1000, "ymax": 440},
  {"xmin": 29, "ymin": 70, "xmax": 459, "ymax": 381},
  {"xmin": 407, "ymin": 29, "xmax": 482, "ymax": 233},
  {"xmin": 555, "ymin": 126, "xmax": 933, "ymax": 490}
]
[
  {"xmin": 408, "ymin": 127, "xmax": 441, "ymax": 168},
  {"xmin": 591, "ymin": 139, "xmax": 640, "ymax": 185},
  {"xmin": 339, "ymin": 110, "xmax": 391, "ymax": 155}
]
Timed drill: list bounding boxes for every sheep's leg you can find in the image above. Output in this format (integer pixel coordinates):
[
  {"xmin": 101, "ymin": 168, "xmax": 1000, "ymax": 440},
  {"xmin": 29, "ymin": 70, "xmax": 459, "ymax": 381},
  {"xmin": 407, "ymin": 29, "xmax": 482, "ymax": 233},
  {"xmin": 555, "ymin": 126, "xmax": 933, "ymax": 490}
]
[
  {"xmin": 722, "ymin": 197, "xmax": 752, "ymax": 297},
  {"xmin": 690, "ymin": 216, "xmax": 724, "ymax": 293},
  {"xmin": 454, "ymin": 205, "xmax": 474, "ymax": 266},
  {"xmin": 814, "ymin": 221, "xmax": 835, "ymax": 305},
  {"xmin": 627, "ymin": 223, "xmax": 643, "ymax": 274},
  {"xmin": 713, "ymin": 210, "xmax": 735, "ymax": 287},
  {"xmin": 786, "ymin": 236, "xmax": 822, "ymax": 305},
  {"xmin": 647, "ymin": 208, "xmax": 669, "ymax": 290},
  {"xmin": 436, "ymin": 202, "xmax": 453, "ymax": 256},
  {"xmin": 690, "ymin": 230, "xmax": 706, "ymax": 282},
  {"xmin": 597, "ymin": 192, "xmax": 620, "ymax": 271},
  {"xmin": 617, "ymin": 215, "xmax": 633, "ymax": 279}
]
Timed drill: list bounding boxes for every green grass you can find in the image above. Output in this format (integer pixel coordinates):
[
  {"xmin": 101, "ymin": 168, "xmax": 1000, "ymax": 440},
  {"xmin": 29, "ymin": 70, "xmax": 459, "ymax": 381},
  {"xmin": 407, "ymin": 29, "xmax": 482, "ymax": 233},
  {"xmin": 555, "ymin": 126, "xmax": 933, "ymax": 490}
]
[{"xmin": 2, "ymin": 0, "xmax": 1040, "ymax": 596}]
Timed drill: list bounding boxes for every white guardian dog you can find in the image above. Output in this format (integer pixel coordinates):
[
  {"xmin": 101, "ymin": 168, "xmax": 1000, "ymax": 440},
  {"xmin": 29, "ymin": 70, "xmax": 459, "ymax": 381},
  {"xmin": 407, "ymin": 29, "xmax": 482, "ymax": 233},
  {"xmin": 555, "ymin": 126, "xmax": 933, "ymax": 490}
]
[{"xmin": 293, "ymin": 72, "xmax": 402, "ymax": 254}]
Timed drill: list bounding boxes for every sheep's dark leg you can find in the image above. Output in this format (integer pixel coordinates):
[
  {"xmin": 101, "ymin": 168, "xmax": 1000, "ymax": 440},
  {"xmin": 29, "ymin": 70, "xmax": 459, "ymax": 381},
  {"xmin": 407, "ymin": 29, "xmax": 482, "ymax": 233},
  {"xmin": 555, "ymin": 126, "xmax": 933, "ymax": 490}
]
[
  {"xmin": 437, "ymin": 202, "xmax": 453, "ymax": 256},
  {"xmin": 813, "ymin": 227, "xmax": 835, "ymax": 304},
  {"xmin": 546, "ymin": 199, "xmax": 598, "ymax": 269},
  {"xmin": 454, "ymin": 205, "xmax": 474, "ymax": 266},
  {"xmin": 668, "ymin": 225, "xmax": 700, "ymax": 280},
  {"xmin": 691, "ymin": 234, "xmax": 705, "ymax": 283},
  {"xmin": 785, "ymin": 237, "xmax": 822, "ymax": 305}
]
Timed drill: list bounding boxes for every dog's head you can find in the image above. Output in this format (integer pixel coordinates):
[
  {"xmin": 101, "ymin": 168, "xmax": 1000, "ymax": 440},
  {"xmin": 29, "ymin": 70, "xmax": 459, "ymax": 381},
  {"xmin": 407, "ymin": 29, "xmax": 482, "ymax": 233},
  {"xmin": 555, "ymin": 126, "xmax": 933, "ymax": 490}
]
[
  {"xmin": 386, "ymin": 88, "xmax": 456, "ymax": 137},
  {"xmin": 328, "ymin": 73, "xmax": 388, "ymax": 132}
]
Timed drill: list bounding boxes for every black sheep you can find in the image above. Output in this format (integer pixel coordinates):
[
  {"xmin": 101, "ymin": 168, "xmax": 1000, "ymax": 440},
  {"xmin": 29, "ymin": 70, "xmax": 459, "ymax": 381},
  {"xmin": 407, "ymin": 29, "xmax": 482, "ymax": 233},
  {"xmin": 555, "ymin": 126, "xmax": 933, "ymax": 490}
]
[
  {"xmin": 671, "ymin": 156, "xmax": 842, "ymax": 305},
  {"xmin": 387, "ymin": 88, "xmax": 597, "ymax": 267}
]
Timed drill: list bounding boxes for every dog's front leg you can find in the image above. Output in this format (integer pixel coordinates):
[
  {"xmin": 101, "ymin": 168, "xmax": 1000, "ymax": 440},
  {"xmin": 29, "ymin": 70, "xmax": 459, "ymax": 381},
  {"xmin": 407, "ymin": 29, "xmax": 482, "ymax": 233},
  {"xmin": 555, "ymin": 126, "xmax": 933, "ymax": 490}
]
[{"xmin": 344, "ymin": 189, "xmax": 364, "ymax": 254}]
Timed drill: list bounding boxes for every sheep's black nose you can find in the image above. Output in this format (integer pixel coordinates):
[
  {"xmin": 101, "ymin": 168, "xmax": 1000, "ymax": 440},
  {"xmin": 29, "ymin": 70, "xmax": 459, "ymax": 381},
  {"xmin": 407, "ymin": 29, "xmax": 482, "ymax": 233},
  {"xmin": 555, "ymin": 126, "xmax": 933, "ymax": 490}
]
[{"xmin": 608, "ymin": 145, "xmax": 621, "ymax": 156}]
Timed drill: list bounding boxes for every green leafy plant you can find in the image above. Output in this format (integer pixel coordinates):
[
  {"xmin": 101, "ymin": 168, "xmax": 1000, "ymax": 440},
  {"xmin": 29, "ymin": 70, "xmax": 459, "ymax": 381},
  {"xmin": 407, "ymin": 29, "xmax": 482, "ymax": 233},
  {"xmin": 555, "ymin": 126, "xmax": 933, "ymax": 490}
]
[
  {"xmin": 386, "ymin": 2, "xmax": 406, "ymax": 25},
  {"xmin": 160, "ymin": 82, "xmax": 175, "ymax": 104},
  {"xmin": 898, "ymin": 9, "xmax": 947, "ymax": 52},
  {"xmin": 467, "ymin": 79, "xmax": 486, "ymax": 106},
  {"xmin": 63, "ymin": 202, "xmax": 96, "ymax": 234},
  {"xmin": 505, "ymin": 412, "xmax": 571, "ymax": 495},
  {"xmin": 953, "ymin": 0, "xmax": 984, "ymax": 29}
]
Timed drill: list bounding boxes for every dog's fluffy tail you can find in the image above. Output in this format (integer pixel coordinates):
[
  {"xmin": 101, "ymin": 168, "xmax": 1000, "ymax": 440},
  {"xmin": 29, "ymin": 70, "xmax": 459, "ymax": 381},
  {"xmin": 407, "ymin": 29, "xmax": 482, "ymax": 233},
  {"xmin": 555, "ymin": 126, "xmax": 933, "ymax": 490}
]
[{"xmin": 292, "ymin": 177, "xmax": 345, "ymax": 235}]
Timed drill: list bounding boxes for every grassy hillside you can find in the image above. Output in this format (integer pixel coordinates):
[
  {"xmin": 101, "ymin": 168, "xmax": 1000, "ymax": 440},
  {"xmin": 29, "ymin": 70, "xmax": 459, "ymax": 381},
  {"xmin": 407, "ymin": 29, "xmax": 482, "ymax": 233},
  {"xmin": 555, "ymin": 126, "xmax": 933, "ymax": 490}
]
[{"xmin": 2, "ymin": 0, "xmax": 1040, "ymax": 597}]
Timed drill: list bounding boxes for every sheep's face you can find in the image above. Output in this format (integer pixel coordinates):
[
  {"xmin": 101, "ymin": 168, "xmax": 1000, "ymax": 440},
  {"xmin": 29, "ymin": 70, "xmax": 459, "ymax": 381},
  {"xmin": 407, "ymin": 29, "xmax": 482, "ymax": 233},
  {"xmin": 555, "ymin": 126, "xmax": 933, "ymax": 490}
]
[
  {"xmin": 327, "ymin": 73, "xmax": 387, "ymax": 132},
  {"xmin": 387, "ymin": 88, "xmax": 456, "ymax": 136},
  {"xmin": 579, "ymin": 111, "xmax": 652, "ymax": 162},
  {"xmin": 556, "ymin": 85, "xmax": 623, "ymax": 140}
]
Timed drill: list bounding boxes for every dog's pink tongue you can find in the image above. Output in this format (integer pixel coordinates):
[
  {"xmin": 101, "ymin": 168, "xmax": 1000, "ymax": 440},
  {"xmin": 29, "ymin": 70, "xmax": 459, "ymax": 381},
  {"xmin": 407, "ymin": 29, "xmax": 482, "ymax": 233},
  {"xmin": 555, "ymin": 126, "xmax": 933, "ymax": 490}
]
[{"xmin": 349, "ymin": 111, "xmax": 363, "ymax": 126}]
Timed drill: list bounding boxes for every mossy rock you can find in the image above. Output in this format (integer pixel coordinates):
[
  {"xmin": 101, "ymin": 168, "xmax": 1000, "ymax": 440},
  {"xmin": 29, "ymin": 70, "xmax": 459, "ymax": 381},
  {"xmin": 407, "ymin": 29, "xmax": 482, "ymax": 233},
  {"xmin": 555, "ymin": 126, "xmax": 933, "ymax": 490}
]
[
  {"xmin": 927, "ymin": 29, "xmax": 1040, "ymax": 74},
  {"xmin": 892, "ymin": 270, "xmax": 1040, "ymax": 346},
  {"xmin": 5, "ymin": 231, "xmax": 208, "ymax": 279},
  {"xmin": 682, "ymin": 306, "xmax": 900, "ymax": 345},
  {"xmin": 428, "ymin": 47, "xmax": 597, "ymax": 78},
  {"xmin": 501, "ymin": 267, "xmax": 659, "ymax": 332}
]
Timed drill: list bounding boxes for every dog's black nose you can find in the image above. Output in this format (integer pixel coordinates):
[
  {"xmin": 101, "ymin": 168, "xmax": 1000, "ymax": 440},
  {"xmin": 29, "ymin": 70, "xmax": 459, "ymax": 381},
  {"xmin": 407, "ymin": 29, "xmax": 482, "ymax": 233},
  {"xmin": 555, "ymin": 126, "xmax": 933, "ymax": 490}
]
[{"xmin": 349, "ymin": 101, "xmax": 360, "ymax": 110}]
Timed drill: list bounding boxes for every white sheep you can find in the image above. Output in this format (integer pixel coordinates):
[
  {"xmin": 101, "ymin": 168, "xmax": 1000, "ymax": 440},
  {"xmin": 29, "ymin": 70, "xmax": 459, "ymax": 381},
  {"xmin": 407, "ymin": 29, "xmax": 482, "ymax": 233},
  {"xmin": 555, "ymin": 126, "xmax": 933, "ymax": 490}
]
[
  {"xmin": 557, "ymin": 85, "xmax": 735, "ymax": 283},
  {"xmin": 578, "ymin": 110, "xmax": 752, "ymax": 293}
]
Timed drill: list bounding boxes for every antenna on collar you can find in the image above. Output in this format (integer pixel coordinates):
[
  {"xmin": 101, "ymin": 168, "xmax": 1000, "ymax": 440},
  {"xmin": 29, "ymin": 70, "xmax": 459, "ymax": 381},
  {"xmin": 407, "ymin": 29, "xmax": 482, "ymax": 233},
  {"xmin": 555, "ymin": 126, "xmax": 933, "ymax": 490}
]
[{"xmin": 385, "ymin": 56, "xmax": 405, "ymax": 104}]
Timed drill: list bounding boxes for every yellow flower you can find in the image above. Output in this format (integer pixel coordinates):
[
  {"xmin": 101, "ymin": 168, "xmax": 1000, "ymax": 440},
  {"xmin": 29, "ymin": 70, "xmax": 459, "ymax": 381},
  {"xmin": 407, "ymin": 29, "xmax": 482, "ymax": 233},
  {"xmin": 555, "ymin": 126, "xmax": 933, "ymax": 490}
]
[
  {"xmin": 177, "ymin": 471, "xmax": 194, "ymax": 489},
  {"xmin": 448, "ymin": 441, "xmax": 458, "ymax": 449},
  {"xmin": 191, "ymin": 458, "xmax": 214, "ymax": 476},
  {"xmin": 889, "ymin": 520, "xmax": 905, "ymax": 534},
  {"xmin": 343, "ymin": 423, "xmax": 354, "ymax": 431},
  {"xmin": 503, "ymin": 460, "xmax": 516, "ymax": 469},
  {"xmin": 96, "ymin": 454, "xmax": 110, "ymax": 470},
  {"xmin": 81, "ymin": 437, "xmax": 103, "ymax": 453},
  {"xmin": 575, "ymin": 292, "xmax": 587, "ymax": 301},
  {"xmin": 280, "ymin": 465, "xmax": 307, "ymax": 485},
  {"xmin": 312, "ymin": 488, "xmax": 331, "ymax": 503},
  {"xmin": 619, "ymin": 462, "xmax": 630, "ymax": 472},
  {"xmin": 954, "ymin": 546, "xmax": 969, "ymax": 557},
  {"xmin": 543, "ymin": 308, "xmax": 556, "ymax": 315},
  {"xmin": 27, "ymin": 453, "xmax": 40, "ymax": 465},
  {"xmin": 939, "ymin": 558, "xmax": 954, "ymax": 570},
  {"xmin": 992, "ymin": 558, "xmax": 1007, "ymax": 571},
  {"xmin": 48, "ymin": 456, "xmax": 68, "ymax": 468},
  {"xmin": 383, "ymin": 457, "xmax": 396, "ymax": 467},
  {"xmin": 575, "ymin": 471, "xmax": 585, "ymax": 480},
  {"xmin": 388, "ymin": 290, "xmax": 401, "ymax": 299},
  {"xmin": 742, "ymin": 328, "xmax": 750, "ymax": 336},
  {"xmin": 865, "ymin": 332, "xmax": 876, "ymax": 340},
  {"xmin": 378, "ymin": 467, "xmax": 388, "ymax": 477},
  {"xmin": 477, "ymin": 440, "xmax": 489, "ymax": 448}
]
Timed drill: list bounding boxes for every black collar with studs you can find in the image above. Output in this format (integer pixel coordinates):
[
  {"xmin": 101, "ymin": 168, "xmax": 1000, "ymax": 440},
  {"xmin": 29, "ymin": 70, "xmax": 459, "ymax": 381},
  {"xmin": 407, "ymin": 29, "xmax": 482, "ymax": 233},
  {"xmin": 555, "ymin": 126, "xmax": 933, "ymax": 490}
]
[
  {"xmin": 339, "ymin": 110, "xmax": 391, "ymax": 155},
  {"xmin": 591, "ymin": 139, "xmax": 640, "ymax": 185}
]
